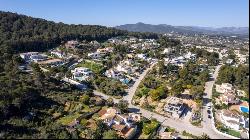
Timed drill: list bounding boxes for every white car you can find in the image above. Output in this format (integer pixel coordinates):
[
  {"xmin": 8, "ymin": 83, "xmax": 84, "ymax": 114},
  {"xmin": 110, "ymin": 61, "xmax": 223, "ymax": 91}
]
[{"xmin": 207, "ymin": 103, "xmax": 212, "ymax": 109}]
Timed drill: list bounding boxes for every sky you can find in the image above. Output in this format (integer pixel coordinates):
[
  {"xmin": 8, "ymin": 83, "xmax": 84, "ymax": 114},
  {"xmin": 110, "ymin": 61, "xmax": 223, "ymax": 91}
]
[{"xmin": 0, "ymin": 0, "xmax": 249, "ymax": 27}]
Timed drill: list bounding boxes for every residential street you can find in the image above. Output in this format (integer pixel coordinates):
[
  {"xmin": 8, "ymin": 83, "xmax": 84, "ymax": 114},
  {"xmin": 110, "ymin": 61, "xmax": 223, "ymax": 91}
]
[
  {"xmin": 202, "ymin": 65, "xmax": 222, "ymax": 132},
  {"xmin": 91, "ymin": 63, "xmax": 235, "ymax": 139},
  {"xmin": 93, "ymin": 90, "xmax": 120, "ymax": 104},
  {"xmin": 123, "ymin": 62, "xmax": 157, "ymax": 102},
  {"xmin": 202, "ymin": 65, "xmax": 239, "ymax": 139}
]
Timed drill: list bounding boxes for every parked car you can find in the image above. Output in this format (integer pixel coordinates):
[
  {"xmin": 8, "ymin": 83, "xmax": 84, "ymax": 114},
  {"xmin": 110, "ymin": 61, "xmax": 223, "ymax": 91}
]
[
  {"xmin": 208, "ymin": 115, "xmax": 212, "ymax": 119},
  {"xmin": 208, "ymin": 106, "xmax": 211, "ymax": 109},
  {"xmin": 207, "ymin": 110, "xmax": 211, "ymax": 114}
]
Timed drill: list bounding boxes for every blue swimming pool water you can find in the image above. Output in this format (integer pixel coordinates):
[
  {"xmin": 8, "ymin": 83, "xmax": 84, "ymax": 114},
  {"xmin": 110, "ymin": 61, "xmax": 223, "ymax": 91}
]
[{"xmin": 240, "ymin": 106, "xmax": 249, "ymax": 113}]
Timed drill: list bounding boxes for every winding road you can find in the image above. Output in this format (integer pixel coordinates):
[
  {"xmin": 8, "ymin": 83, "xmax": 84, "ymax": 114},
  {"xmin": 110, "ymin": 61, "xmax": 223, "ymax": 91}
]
[{"xmin": 66, "ymin": 62, "xmax": 236, "ymax": 139}]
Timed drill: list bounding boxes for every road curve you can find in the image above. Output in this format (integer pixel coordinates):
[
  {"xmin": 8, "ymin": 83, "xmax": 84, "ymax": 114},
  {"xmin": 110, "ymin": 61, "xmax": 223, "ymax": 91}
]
[{"xmin": 92, "ymin": 63, "xmax": 234, "ymax": 139}]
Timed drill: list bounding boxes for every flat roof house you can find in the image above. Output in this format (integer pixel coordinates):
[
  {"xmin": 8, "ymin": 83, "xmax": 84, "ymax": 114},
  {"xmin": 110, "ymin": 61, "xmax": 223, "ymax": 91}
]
[
  {"xmin": 20, "ymin": 52, "xmax": 39, "ymax": 61},
  {"xmin": 164, "ymin": 97, "xmax": 186, "ymax": 118},
  {"xmin": 137, "ymin": 54, "xmax": 147, "ymax": 60},
  {"xmin": 88, "ymin": 52, "xmax": 101, "ymax": 59},
  {"xmin": 71, "ymin": 67, "xmax": 92, "ymax": 81},
  {"xmin": 30, "ymin": 54, "xmax": 48, "ymax": 62},
  {"xmin": 219, "ymin": 109, "xmax": 247, "ymax": 131}
]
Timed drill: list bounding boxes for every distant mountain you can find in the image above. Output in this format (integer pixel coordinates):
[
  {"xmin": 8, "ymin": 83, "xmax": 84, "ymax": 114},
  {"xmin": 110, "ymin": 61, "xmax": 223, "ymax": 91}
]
[{"xmin": 115, "ymin": 22, "xmax": 249, "ymax": 37}]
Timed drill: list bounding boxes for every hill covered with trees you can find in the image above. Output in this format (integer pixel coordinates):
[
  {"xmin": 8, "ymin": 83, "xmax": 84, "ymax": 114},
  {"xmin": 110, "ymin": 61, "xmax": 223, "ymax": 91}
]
[
  {"xmin": 0, "ymin": 11, "xmax": 160, "ymax": 138},
  {"xmin": 0, "ymin": 11, "xmax": 158, "ymax": 71},
  {"xmin": 0, "ymin": 11, "xmax": 158, "ymax": 53}
]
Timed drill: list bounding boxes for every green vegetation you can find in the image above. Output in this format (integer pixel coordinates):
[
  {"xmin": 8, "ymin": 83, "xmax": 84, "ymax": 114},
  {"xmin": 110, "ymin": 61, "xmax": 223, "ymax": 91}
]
[
  {"xmin": 190, "ymin": 47, "xmax": 220, "ymax": 66},
  {"xmin": 77, "ymin": 60, "xmax": 105, "ymax": 74},
  {"xmin": 57, "ymin": 113, "xmax": 81, "ymax": 125},
  {"xmin": 0, "ymin": 11, "xmax": 158, "ymax": 54},
  {"xmin": 115, "ymin": 100, "xmax": 129, "ymax": 113},
  {"xmin": 182, "ymin": 131, "xmax": 210, "ymax": 139},
  {"xmin": 142, "ymin": 119, "xmax": 160, "ymax": 135},
  {"xmin": 80, "ymin": 95, "xmax": 90, "ymax": 105},
  {"xmin": 0, "ymin": 11, "xmax": 160, "ymax": 139},
  {"xmin": 227, "ymin": 129, "xmax": 241, "ymax": 138},
  {"xmin": 217, "ymin": 124, "xmax": 241, "ymax": 138},
  {"xmin": 149, "ymin": 85, "xmax": 168, "ymax": 101},
  {"xmin": 190, "ymin": 85, "xmax": 204, "ymax": 100},
  {"xmin": 103, "ymin": 130, "xmax": 120, "ymax": 139},
  {"xmin": 191, "ymin": 120, "xmax": 202, "ymax": 127},
  {"xmin": 164, "ymin": 126, "xmax": 176, "ymax": 132},
  {"xmin": 216, "ymin": 64, "xmax": 249, "ymax": 96},
  {"xmin": 134, "ymin": 72, "xmax": 166, "ymax": 101},
  {"xmin": 94, "ymin": 76, "xmax": 126, "ymax": 97},
  {"xmin": 138, "ymin": 118, "xmax": 160, "ymax": 139}
]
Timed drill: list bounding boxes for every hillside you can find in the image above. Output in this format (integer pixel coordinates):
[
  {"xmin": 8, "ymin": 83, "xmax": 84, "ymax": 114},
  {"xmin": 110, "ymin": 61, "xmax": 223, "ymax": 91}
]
[
  {"xmin": 116, "ymin": 22, "xmax": 249, "ymax": 36},
  {"xmin": 0, "ymin": 11, "xmax": 127, "ymax": 52},
  {"xmin": 0, "ymin": 11, "xmax": 158, "ymax": 54}
]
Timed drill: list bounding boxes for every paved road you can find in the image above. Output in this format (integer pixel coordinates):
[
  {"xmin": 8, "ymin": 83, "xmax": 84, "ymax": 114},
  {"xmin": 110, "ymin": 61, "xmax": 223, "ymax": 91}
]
[
  {"xmin": 65, "ymin": 62, "xmax": 235, "ymax": 139},
  {"xmin": 93, "ymin": 90, "xmax": 120, "ymax": 104},
  {"xmin": 201, "ymin": 65, "xmax": 239, "ymax": 139},
  {"xmin": 123, "ymin": 62, "xmax": 157, "ymax": 102},
  {"xmin": 201, "ymin": 65, "xmax": 233, "ymax": 139}
]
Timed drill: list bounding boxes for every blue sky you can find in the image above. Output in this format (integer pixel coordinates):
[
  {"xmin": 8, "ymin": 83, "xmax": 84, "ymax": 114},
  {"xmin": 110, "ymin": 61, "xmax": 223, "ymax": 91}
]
[{"xmin": 0, "ymin": 0, "xmax": 249, "ymax": 27}]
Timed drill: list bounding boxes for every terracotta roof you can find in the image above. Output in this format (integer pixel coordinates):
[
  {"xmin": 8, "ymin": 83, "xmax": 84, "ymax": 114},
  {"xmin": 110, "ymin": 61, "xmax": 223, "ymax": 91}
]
[
  {"xmin": 222, "ymin": 109, "xmax": 240, "ymax": 119},
  {"xmin": 98, "ymin": 109, "xmax": 107, "ymax": 117},
  {"xmin": 112, "ymin": 124, "xmax": 126, "ymax": 131},
  {"xmin": 121, "ymin": 127, "xmax": 134, "ymax": 137},
  {"xmin": 159, "ymin": 132, "xmax": 172, "ymax": 139}
]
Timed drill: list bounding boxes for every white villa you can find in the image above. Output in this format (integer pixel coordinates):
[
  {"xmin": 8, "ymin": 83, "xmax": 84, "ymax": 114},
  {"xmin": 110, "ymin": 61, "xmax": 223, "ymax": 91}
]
[
  {"xmin": 88, "ymin": 52, "xmax": 101, "ymax": 59},
  {"xmin": 219, "ymin": 109, "xmax": 248, "ymax": 131},
  {"xmin": 164, "ymin": 97, "xmax": 186, "ymax": 118},
  {"xmin": 216, "ymin": 83, "xmax": 234, "ymax": 94},
  {"xmin": 105, "ymin": 69, "xmax": 122, "ymax": 79},
  {"xmin": 104, "ymin": 69, "xmax": 132, "ymax": 85},
  {"xmin": 29, "ymin": 54, "xmax": 48, "ymax": 62},
  {"xmin": 226, "ymin": 59, "xmax": 234, "ymax": 65},
  {"xmin": 162, "ymin": 48, "xmax": 172, "ymax": 54},
  {"xmin": 71, "ymin": 67, "xmax": 92, "ymax": 81},
  {"xmin": 137, "ymin": 54, "xmax": 147, "ymax": 60},
  {"xmin": 20, "ymin": 52, "xmax": 39, "ymax": 61},
  {"xmin": 184, "ymin": 52, "xmax": 196, "ymax": 60},
  {"xmin": 20, "ymin": 52, "xmax": 48, "ymax": 62}
]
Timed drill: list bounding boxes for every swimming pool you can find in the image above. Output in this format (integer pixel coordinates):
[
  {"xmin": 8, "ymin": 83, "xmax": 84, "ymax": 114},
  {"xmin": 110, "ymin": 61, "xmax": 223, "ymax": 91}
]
[{"xmin": 240, "ymin": 106, "xmax": 249, "ymax": 113}]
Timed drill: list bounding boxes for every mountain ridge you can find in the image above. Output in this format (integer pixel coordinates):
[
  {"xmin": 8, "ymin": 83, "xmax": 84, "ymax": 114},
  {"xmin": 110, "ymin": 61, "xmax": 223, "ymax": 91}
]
[{"xmin": 115, "ymin": 22, "xmax": 249, "ymax": 36}]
